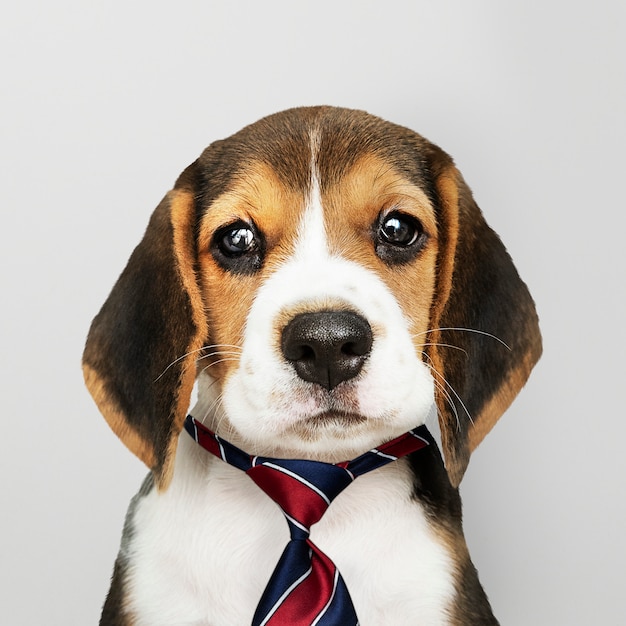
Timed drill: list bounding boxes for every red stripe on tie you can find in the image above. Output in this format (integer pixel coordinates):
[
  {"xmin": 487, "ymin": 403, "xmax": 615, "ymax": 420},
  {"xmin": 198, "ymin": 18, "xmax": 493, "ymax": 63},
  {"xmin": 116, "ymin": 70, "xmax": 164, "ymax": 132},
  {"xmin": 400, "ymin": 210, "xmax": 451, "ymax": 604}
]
[
  {"xmin": 249, "ymin": 465, "xmax": 329, "ymax": 527},
  {"xmin": 265, "ymin": 542, "xmax": 336, "ymax": 626},
  {"xmin": 195, "ymin": 428, "xmax": 223, "ymax": 459},
  {"xmin": 377, "ymin": 431, "xmax": 428, "ymax": 459}
]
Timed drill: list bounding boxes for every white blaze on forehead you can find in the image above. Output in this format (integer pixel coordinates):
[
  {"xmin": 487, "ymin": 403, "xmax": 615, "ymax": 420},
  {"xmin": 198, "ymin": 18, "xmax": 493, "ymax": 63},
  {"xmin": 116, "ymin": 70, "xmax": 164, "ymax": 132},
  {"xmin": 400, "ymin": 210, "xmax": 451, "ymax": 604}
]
[
  {"xmin": 297, "ymin": 129, "xmax": 329, "ymax": 259},
  {"xmin": 297, "ymin": 161, "xmax": 328, "ymax": 261}
]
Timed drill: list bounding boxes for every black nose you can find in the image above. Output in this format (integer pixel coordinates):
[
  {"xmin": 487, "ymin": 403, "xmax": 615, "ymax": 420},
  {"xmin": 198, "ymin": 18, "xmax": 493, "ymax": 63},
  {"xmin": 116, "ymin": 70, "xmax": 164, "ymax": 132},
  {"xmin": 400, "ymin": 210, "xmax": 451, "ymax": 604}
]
[{"xmin": 281, "ymin": 311, "xmax": 373, "ymax": 390}]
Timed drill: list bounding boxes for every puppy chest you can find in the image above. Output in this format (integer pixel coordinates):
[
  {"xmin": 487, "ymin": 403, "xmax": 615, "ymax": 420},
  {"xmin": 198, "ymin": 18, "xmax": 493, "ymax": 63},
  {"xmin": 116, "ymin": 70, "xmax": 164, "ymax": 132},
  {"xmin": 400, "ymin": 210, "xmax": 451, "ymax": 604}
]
[{"xmin": 128, "ymin": 460, "xmax": 454, "ymax": 625}]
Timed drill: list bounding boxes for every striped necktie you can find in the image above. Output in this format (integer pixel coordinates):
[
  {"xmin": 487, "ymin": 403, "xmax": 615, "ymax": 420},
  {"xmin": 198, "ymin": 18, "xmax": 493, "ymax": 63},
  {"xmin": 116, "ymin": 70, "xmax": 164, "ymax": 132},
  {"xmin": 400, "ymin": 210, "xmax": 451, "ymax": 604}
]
[{"xmin": 184, "ymin": 414, "xmax": 430, "ymax": 626}]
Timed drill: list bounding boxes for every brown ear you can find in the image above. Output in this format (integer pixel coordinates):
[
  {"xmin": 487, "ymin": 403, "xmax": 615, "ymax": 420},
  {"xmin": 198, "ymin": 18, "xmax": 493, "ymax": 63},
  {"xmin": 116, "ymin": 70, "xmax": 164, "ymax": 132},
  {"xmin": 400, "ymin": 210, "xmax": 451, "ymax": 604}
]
[
  {"xmin": 426, "ymin": 149, "xmax": 542, "ymax": 487},
  {"xmin": 82, "ymin": 164, "xmax": 207, "ymax": 490}
]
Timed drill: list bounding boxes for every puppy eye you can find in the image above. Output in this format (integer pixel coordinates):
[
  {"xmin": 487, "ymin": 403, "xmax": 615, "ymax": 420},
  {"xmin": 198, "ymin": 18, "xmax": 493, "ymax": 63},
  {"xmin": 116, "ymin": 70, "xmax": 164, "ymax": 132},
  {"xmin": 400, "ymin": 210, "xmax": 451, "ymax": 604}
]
[
  {"xmin": 211, "ymin": 221, "xmax": 264, "ymax": 274},
  {"xmin": 375, "ymin": 211, "xmax": 427, "ymax": 264},
  {"xmin": 219, "ymin": 225, "xmax": 257, "ymax": 256},
  {"xmin": 379, "ymin": 213, "xmax": 420, "ymax": 246}
]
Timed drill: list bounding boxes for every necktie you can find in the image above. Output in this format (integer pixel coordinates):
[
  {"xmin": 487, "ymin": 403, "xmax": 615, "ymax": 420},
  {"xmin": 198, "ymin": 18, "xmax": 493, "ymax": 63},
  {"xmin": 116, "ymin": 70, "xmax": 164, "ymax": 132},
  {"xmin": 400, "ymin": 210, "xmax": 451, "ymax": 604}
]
[{"xmin": 184, "ymin": 414, "xmax": 430, "ymax": 626}]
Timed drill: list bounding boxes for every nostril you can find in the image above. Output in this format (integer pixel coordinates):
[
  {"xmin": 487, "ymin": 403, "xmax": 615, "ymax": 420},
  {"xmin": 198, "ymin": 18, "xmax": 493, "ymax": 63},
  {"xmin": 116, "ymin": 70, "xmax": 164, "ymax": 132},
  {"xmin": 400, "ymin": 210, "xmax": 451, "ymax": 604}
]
[
  {"xmin": 285, "ymin": 342, "xmax": 315, "ymax": 362},
  {"xmin": 300, "ymin": 345, "xmax": 315, "ymax": 360},
  {"xmin": 342, "ymin": 337, "xmax": 371, "ymax": 357}
]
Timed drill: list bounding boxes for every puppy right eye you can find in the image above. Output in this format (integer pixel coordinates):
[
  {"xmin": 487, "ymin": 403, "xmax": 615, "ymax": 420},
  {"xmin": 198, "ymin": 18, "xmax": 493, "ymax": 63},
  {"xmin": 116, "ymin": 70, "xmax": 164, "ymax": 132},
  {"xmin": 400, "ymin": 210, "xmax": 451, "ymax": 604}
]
[
  {"xmin": 211, "ymin": 221, "xmax": 265, "ymax": 274},
  {"xmin": 219, "ymin": 225, "xmax": 257, "ymax": 256}
]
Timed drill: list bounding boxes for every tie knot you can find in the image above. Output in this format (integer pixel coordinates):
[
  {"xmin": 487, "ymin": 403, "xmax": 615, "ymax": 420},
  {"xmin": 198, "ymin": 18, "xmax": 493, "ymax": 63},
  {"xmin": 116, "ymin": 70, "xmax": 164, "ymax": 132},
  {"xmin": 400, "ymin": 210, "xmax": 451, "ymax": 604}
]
[{"xmin": 247, "ymin": 459, "xmax": 354, "ymax": 530}]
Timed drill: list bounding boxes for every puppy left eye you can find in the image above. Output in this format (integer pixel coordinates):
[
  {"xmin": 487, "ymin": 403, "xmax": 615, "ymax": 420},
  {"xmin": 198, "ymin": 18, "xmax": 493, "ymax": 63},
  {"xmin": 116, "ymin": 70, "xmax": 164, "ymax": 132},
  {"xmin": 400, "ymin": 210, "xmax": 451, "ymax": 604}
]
[
  {"xmin": 379, "ymin": 213, "xmax": 421, "ymax": 246},
  {"xmin": 375, "ymin": 211, "xmax": 427, "ymax": 264}
]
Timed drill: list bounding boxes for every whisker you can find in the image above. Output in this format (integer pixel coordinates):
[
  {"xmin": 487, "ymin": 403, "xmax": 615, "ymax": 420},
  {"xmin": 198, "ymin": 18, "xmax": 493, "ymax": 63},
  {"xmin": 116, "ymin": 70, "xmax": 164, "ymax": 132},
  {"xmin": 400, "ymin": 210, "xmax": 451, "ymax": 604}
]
[
  {"xmin": 154, "ymin": 344, "xmax": 242, "ymax": 382},
  {"xmin": 154, "ymin": 347, "xmax": 207, "ymax": 382},
  {"xmin": 431, "ymin": 375, "xmax": 461, "ymax": 432},
  {"xmin": 198, "ymin": 350, "xmax": 241, "ymax": 361},
  {"xmin": 200, "ymin": 357, "xmax": 240, "ymax": 375},
  {"xmin": 418, "ymin": 355, "xmax": 460, "ymax": 432},
  {"xmin": 192, "ymin": 393, "xmax": 229, "ymax": 471},
  {"xmin": 423, "ymin": 352, "xmax": 474, "ymax": 427},
  {"xmin": 202, "ymin": 343, "xmax": 244, "ymax": 351},
  {"xmin": 201, "ymin": 391, "xmax": 225, "ymax": 426},
  {"xmin": 414, "ymin": 327, "xmax": 511, "ymax": 351},
  {"xmin": 414, "ymin": 342, "xmax": 469, "ymax": 357}
]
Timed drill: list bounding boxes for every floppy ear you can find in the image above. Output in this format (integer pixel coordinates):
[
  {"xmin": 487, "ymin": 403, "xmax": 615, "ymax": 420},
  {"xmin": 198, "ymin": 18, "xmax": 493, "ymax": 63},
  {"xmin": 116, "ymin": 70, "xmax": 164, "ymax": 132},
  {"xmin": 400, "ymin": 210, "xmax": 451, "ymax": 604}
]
[
  {"xmin": 82, "ymin": 163, "xmax": 207, "ymax": 490},
  {"xmin": 425, "ymin": 149, "xmax": 542, "ymax": 487}
]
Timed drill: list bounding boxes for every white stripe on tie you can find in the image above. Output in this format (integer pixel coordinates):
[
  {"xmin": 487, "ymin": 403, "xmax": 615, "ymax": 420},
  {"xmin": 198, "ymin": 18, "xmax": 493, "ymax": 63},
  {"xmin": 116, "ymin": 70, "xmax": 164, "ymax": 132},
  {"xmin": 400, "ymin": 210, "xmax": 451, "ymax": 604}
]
[{"xmin": 258, "ymin": 564, "xmax": 313, "ymax": 626}]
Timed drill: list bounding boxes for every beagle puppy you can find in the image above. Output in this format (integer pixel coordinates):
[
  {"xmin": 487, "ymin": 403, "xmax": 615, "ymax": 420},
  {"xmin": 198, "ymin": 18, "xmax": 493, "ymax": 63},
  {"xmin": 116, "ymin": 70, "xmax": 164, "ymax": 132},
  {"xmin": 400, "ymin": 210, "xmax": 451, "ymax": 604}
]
[{"xmin": 83, "ymin": 106, "xmax": 542, "ymax": 625}]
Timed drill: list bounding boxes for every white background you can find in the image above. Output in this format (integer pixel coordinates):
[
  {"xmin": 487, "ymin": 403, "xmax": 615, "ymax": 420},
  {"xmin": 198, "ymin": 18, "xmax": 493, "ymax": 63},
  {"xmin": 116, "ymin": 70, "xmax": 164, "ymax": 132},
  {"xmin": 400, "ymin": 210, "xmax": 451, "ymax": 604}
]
[{"xmin": 2, "ymin": 1, "xmax": 624, "ymax": 624}]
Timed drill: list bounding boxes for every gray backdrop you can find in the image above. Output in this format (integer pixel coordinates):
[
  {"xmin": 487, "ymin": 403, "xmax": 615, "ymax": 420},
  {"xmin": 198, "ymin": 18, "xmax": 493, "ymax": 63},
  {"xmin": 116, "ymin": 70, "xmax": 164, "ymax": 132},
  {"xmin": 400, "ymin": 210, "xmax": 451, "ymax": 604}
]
[{"xmin": 2, "ymin": 1, "xmax": 624, "ymax": 624}]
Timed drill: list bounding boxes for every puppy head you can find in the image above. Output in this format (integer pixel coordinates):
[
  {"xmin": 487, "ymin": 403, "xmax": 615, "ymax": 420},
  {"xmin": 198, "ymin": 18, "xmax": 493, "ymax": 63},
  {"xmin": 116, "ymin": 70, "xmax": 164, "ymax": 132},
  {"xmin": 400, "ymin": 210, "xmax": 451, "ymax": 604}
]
[{"xmin": 83, "ymin": 107, "xmax": 541, "ymax": 489}]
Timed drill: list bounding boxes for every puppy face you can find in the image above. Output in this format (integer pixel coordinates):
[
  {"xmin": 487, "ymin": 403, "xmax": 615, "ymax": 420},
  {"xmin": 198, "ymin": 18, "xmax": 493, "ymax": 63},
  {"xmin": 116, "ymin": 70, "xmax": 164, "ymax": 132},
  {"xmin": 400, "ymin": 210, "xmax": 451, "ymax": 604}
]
[
  {"xmin": 83, "ymin": 107, "xmax": 542, "ymax": 488},
  {"xmin": 194, "ymin": 152, "xmax": 439, "ymax": 461}
]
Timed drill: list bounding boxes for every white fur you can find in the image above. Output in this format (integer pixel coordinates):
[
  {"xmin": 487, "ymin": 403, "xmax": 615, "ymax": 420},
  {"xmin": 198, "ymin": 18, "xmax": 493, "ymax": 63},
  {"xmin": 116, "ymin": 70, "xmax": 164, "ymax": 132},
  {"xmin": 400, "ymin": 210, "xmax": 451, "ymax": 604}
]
[
  {"xmin": 126, "ymin": 435, "xmax": 454, "ymax": 625},
  {"xmin": 124, "ymin": 156, "xmax": 455, "ymax": 623}
]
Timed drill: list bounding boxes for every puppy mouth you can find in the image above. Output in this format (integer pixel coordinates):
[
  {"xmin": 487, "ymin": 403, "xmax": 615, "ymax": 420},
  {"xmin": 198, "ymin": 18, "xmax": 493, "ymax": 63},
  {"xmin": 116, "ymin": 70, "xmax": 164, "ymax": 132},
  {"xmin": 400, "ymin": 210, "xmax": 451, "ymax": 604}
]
[
  {"xmin": 292, "ymin": 410, "xmax": 369, "ymax": 441},
  {"xmin": 280, "ymin": 409, "xmax": 390, "ymax": 462},
  {"xmin": 307, "ymin": 410, "xmax": 367, "ymax": 425}
]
